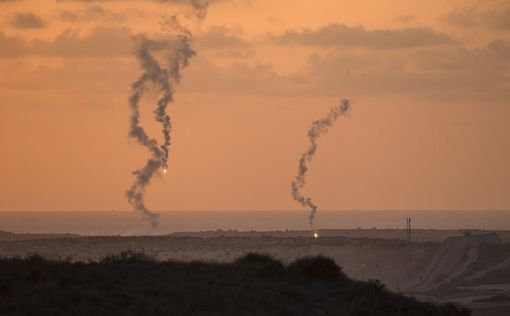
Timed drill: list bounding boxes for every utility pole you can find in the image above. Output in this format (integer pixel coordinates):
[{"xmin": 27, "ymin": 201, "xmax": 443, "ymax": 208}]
[
  {"xmin": 406, "ymin": 217, "xmax": 412, "ymax": 289},
  {"xmin": 406, "ymin": 217, "xmax": 412, "ymax": 243}
]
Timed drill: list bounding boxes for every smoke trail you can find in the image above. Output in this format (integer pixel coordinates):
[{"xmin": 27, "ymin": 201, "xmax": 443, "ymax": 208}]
[
  {"xmin": 126, "ymin": 1, "xmax": 208, "ymax": 228},
  {"xmin": 291, "ymin": 98, "xmax": 350, "ymax": 229}
]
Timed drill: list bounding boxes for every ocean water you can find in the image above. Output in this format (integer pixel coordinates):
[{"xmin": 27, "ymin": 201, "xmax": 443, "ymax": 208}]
[{"xmin": 0, "ymin": 210, "xmax": 509, "ymax": 236}]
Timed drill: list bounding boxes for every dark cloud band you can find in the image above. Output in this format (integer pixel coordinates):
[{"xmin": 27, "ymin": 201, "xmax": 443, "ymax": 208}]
[{"xmin": 270, "ymin": 23, "xmax": 453, "ymax": 49}]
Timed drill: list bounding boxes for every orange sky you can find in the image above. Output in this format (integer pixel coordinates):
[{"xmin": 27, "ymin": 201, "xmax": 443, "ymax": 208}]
[{"xmin": 0, "ymin": 0, "xmax": 509, "ymax": 212}]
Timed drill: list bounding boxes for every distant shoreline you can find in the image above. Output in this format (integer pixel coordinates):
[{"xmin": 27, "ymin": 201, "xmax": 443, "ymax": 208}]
[
  {"xmin": 1, "ymin": 210, "xmax": 509, "ymax": 236},
  {"xmin": 2, "ymin": 228, "xmax": 510, "ymax": 243}
]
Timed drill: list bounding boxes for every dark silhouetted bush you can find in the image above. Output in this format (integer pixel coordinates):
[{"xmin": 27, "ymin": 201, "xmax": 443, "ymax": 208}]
[
  {"xmin": 100, "ymin": 250, "xmax": 153, "ymax": 264},
  {"xmin": 234, "ymin": 253, "xmax": 284, "ymax": 278},
  {"xmin": 286, "ymin": 255, "xmax": 345, "ymax": 281},
  {"xmin": 0, "ymin": 252, "xmax": 471, "ymax": 316},
  {"xmin": 368, "ymin": 279, "xmax": 386, "ymax": 291},
  {"xmin": 235, "ymin": 252, "xmax": 280, "ymax": 266}
]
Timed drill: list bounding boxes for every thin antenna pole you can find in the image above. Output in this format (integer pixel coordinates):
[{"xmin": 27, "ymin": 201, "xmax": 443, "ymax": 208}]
[{"xmin": 406, "ymin": 217, "xmax": 412, "ymax": 289}]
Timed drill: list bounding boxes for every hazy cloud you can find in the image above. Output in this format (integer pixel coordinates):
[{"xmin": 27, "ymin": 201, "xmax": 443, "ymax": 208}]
[
  {"xmin": 269, "ymin": 23, "xmax": 453, "ymax": 49},
  {"xmin": 11, "ymin": 12, "xmax": 48, "ymax": 29},
  {"xmin": 393, "ymin": 15, "xmax": 416, "ymax": 24},
  {"xmin": 181, "ymin": 57, "xmax": 302, "ymax": 96},
  {"xmin": 445, "ymin": 3, "xmax": 510, "ymax": 30},
  {"xmin": 34, "ymin": 27, "xmax": 132, "ymax": 57},
  {"xmin": 0, "ymin": 57, "xmax": 135, "ymax": 94},
  {"xmin": 301, "ymin": 39, "xmax": 510, "ymax": 101},
  {"xmin": 2, "ymin": 31, "xmax": 509, "ymax": 103},
  {"xmin": 487, "ymin": 39, "xmax": 510, "ymax": 57},
  {"xmin": 58, "ymin": 5, "xmax": 127, "ymax": 22},
  {"xmin": 444, "ymin": 8, "xmax": 477, "ymax": 27},
  {"xmin": 57, "ymin": 0, "xmax": 223, "ymax": 3},
  {"xmin": 56, "ymin": 0, "xmax": 117, "ymax": 2},
  {"xmin": 0, "ymin": 25, "xmax": 251, "ymax": 60},
  {"xmin": 0, "ymin": 32, "xmax": 28, "ymax": 57},
  {"xmin": 181, "ymin": 38, "xmax": 510, "ymax": 103},
  {"xmin": 196, "ymin": 26, "xmax": 254, "ymax": 58},
  {"xmin": 0, "ymin": 27, "xmax": 133, "ymax": 58}
]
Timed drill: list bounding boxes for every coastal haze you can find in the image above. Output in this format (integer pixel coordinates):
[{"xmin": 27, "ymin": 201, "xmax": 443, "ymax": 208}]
[
  {"xmin": 1, "ymin": 0, "xmax": 510, "ymax": 315},
  {"xmin": 0, "ymin": 210, "xmax": 509, "ymax": 236}
]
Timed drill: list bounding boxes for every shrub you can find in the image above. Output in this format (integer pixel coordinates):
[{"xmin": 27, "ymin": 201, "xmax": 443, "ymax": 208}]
[
  {"xmin": 235, "ymin": 253, "xmax": 280, "ymax": 266},
  {"xmin": 100, "ymin": 250, "xmax": 153, "ymax": 264},
  {"xmin": 368, "ymin": 279, "xmax": 386, "ymax": 291},
  {"xmin": 286, "ymin": 256, "xmax": 345, "ymax": 281},
  {"xmin": 0, "ymin": 252, "xmax": 471, "ymax": 316},
  {"xmin": 234, "ymin": 253, "xmax": 284, "ymax": 278}
]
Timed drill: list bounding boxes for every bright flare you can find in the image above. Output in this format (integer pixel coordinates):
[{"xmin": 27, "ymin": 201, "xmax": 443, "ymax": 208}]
[
  {"xmin": 163, "ymin": 168, "xmax": 168, "ymax": 174},
  {"xmin": 314, "ymin": 231, "xmax": 319, "ymax": 239}
]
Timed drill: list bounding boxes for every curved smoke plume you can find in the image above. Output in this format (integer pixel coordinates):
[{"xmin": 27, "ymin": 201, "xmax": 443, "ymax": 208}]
[
  {"xmin": 126, "ymin": 1, "xmax": 208, "ymax": 228},
  {"xmin": 291, "ymin": 98, "xmax": 350, "ymax": 229}
]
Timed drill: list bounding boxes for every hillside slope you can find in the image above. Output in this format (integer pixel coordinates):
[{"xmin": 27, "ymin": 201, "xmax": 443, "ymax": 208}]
[
  {"xmin": 0, "ymin": 252, "xmax": 470, "ymax": 316},
  {"xmin": 410, "ymin": 233, "xmax": 508, "ymax": 293}
]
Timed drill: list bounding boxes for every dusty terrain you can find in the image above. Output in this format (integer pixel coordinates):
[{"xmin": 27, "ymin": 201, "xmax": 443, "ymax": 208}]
[{"xmin": 1, "ymin": 229, "xmax": 509, "ymax": 315}]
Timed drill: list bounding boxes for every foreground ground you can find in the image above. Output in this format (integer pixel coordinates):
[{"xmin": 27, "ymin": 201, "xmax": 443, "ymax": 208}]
[
  {"xmin": 0, "ymin": 229, "xmax": 509, "ymax": 315},
  {"xmin": 0, "ymin": 252, "xmax": 470, "ymax": 316}
]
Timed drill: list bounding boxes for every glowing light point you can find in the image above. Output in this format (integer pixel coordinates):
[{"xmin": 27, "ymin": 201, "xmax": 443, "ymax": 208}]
[
  {"xmin": 163, "ymin": 168, "xmax": 168, "ymax": 174},
  {"xmin": 313, "ymin": 231, "xmax": 319, "ymax": 239}
]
